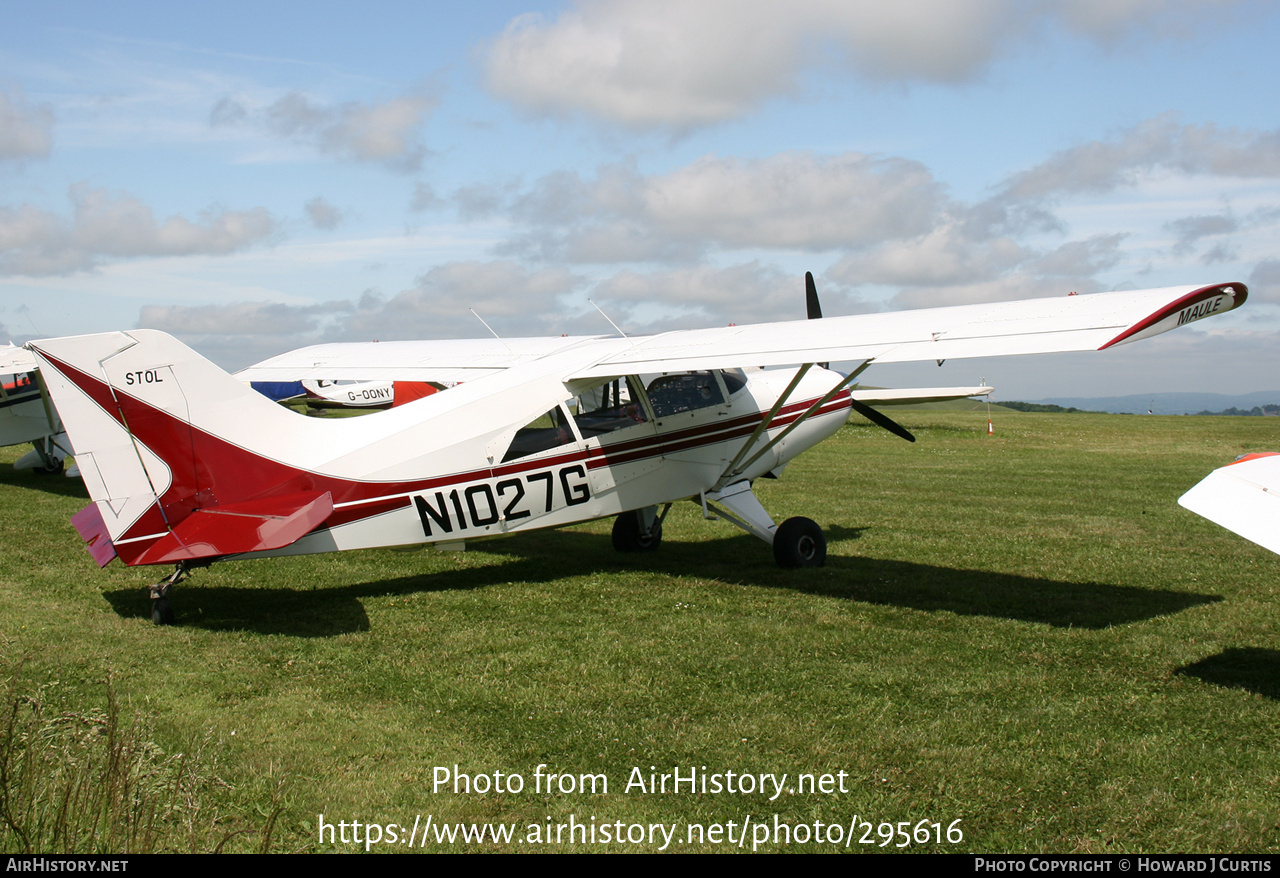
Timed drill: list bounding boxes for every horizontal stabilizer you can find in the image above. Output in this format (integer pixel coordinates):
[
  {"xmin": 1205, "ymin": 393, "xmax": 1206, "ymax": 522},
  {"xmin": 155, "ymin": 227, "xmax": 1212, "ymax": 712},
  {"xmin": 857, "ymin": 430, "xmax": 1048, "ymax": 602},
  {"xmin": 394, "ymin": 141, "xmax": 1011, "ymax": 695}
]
[
  {"xmin": 133, "ymin": 491, "xmax": 334, "ymax": 565},
  {"xmin": 849, "ymin": 386, "xmax": 994, "ymax": 406}
]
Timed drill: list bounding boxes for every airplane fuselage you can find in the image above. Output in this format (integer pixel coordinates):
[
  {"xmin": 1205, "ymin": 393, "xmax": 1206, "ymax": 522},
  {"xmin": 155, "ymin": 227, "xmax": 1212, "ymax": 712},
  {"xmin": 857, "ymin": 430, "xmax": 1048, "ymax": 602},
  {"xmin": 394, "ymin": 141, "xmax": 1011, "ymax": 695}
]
[{"xmin": 258, "ymin": 365, "xmax": 852, "ymax": 559}]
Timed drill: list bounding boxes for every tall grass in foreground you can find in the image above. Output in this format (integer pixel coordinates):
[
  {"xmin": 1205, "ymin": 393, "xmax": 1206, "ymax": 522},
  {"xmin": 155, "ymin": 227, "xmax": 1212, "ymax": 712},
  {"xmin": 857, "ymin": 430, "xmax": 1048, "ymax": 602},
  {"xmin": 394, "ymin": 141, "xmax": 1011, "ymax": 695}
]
[{"xmin": 0, "ymin": 659, "xmax": 281, "ymax": 853}]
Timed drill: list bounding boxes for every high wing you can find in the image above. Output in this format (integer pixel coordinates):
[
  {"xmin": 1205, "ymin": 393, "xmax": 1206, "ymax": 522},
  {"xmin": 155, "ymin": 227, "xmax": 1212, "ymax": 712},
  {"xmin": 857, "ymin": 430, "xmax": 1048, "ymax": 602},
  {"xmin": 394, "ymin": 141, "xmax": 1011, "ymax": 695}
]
[
  {"xmin": 572, "ymin": 283, "xmax": 1243, "ymax": 378},
  {"xmin": 1179, "ymin": 453, "xmax": 1280, "ymax": 556},
  {"xmin": 236, "ymin": 336, "xmax": 602, "ymax": 385},
  {"xmin": 234, "ymin": 283, "xmax": 1243, "ymax": 384}
]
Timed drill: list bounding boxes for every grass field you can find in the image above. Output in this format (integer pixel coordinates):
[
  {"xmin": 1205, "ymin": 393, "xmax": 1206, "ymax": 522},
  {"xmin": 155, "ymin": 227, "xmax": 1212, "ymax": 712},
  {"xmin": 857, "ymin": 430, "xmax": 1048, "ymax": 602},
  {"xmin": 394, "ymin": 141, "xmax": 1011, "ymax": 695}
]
[{"xmin": 1, "ymin": 410, "xmax": 1277, "ymax": 853}]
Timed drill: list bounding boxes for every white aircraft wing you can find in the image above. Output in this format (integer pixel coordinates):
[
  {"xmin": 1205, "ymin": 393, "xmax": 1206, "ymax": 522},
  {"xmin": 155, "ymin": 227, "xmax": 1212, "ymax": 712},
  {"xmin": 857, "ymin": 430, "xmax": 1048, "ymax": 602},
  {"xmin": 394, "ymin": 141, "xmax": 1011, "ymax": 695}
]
[
  {"xmin": 849, "ymin": 386, "xmax": 993, "ymax": 406},
  {"xmin": 235, "ymin": 335, "xmax": 603, "ymax": 384},
  {"xmin": 571, "ymin": 283, "xmax": 1243, "ymax": 378},
  {"xmin": 231, "ymin": 284, "xmax": 1241, "ymax": 386},
  {"xmin": 1179, "ymin": 453, "xmax": 1280, "ymax": 555}
]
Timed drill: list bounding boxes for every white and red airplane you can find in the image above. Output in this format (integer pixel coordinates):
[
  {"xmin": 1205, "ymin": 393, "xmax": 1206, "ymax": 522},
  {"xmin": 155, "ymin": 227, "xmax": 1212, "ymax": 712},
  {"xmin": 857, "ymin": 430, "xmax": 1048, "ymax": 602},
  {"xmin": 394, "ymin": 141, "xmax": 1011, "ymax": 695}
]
[{"xmin": 26, "ymin": 280, "xmax": 1245, "ymax": 624}]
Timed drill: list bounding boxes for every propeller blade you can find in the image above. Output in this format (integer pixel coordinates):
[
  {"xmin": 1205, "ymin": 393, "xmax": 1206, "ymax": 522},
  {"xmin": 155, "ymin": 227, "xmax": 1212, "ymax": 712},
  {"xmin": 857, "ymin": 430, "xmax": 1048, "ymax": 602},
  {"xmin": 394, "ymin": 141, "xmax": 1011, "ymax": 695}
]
[
  {"xmin": 849, "ymin": 398, "xmax": 916, "ymax": 443},
  {"xmin": 805, "ymin": 271, "xmax": 822, "ymax": 320}
]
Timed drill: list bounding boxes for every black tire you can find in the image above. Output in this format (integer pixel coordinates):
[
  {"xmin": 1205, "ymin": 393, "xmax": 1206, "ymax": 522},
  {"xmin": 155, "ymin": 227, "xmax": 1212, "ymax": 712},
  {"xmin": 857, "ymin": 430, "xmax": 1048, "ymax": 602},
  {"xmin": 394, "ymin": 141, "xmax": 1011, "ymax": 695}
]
[
  {"xmin": 151, "ymin": 596, "xmax": 175, "ymax": 626},
  {"xmin": 612, "ymin": 511, "xmax": 662, "ymax": 552},
  {"xmin": 36, "ymin": 459, "xmax": 64, "ymax": 476},
  {"xmin": 773, "ymin": 517, "xmax": 826, "ymax": 568}
]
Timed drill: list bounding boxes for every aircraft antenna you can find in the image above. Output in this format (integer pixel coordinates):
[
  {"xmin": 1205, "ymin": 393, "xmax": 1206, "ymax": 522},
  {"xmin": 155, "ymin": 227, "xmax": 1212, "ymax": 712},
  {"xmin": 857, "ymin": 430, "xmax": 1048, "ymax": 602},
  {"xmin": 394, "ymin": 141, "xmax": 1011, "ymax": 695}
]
[
  {"xmin": 469, "ymin": 309, "xmax": 514, "ymax": 354},
  {"xmin": 588, "ymin": 299, "xmax": 637, "ymax": 348}
]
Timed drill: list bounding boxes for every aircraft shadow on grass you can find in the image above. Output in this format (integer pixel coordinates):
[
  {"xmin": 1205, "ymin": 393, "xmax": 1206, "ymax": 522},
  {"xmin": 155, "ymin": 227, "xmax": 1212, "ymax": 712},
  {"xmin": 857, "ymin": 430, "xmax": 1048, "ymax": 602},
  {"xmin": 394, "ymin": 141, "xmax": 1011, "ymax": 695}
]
[
  {"xmin": 1175, "ymin": 648, "xmax": 1280, "ymax": 701},
  {"xmin": 99, "ymin": 522, "xmax": 1220, "ymax": 637},
  {"xmin": 1, "ymin": 469, "xmax": 89, "ymax": 500}
]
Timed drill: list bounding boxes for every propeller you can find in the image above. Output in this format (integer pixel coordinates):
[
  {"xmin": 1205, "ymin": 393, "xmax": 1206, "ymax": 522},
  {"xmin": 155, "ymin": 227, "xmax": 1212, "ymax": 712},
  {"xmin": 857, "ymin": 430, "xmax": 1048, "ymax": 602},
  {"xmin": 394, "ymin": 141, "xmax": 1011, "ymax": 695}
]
[
  {"xmin": 849, "ymin": 398, "xmax": 916, "ymax": 443},
  {"xmin": 804, "ymin": 270, "xmax": 915, "ymax": 443},
  {"xmin": 805, "ymin": 271, "xmax": 822, "ymax": 320}
]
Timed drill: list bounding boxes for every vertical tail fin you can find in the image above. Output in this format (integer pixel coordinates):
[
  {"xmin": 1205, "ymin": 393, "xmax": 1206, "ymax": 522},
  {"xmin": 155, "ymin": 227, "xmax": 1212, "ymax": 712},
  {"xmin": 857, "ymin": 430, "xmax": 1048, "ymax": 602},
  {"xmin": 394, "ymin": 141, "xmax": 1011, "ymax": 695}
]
[{"xmin": 31, "ymin": 330, "xmax": 334, "ymax": 565}]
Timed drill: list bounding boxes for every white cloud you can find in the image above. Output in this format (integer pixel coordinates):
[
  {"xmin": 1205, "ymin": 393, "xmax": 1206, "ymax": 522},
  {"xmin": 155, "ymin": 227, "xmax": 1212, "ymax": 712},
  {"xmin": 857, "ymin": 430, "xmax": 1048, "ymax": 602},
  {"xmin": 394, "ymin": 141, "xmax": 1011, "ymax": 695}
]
[
  {"xmin": 339, "ymin": 260, "xmax": 586, "ymax": 340},
  {"xmin": 596, "ymin": 262, "xmax": 787, "ymax": 325},
  {"xmin": 131, "ymin": 260, "xmax": 855, "ymax": 362},
  {"xmin": 483, "ymin": 0, "xmax": 1241, "ymax": 131},
  {"xmin": 0, "ymin": 185, "xmax": 280, "ymax": 276},
  {"xmin": 1249, "ymin": 259, "xmax": 1280, "ymax": 304},
  {"xmin": 502, "ymin": 152, "xmax": 945, "ymax": 261},
  {"xmin": 0, "ymin": 86, "xmax": 53, "ymax": 163},
  {"xmin": 409, "ymin": 182, "xmax": 442, "ymax": 213},
  {"xmin": 829, "ymin": 225, "xmax": 1127, "ymax": 308},
  {"xmin": 140, "ymin": 300, "xmax": 340, "ymax": 336},
  {"xmin": 828, "ymin": 223, "xmax": 1028, "ymax": 289},
  {"xmin": 212, "ymin": 90, "xmax": 435, "ymax": 172},
  {"xmin": 999, "ymin": 115, "xmax": 1280, "ymax": 202},
  {"xmin": 1166, "ymin": 212, "xmax": 1237, "ymax": 255},
  {"xmin": 305, "ymin": 197, "xmax": 343, "ymax": 230}
]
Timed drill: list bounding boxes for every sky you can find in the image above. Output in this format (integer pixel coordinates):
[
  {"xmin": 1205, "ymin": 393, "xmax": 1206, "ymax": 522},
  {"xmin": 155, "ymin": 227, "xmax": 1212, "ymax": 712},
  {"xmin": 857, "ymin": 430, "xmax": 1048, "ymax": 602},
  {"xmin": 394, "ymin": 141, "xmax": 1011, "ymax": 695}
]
[{"xmin": 2, "ymin": 0, "xmax": 1278, "ymax": 399}]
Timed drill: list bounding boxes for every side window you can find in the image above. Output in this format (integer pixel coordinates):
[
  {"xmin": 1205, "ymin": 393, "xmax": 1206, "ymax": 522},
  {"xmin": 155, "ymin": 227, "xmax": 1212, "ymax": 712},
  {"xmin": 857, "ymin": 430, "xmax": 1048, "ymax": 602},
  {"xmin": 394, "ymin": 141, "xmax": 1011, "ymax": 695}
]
[
  {"xmin": 572, "ymin": 377, "xmax": 648, "ymax": 439},
  {"xmin": 646, "ymin": 371, "xmax": 725, "ymax": 418},
  {"xmin": 721, "ymin": 368, "xmax": 748, "ymax": 396},
  {"xmin": 501, "ymin": 405, "xmax": 576, "ymax": 462}
]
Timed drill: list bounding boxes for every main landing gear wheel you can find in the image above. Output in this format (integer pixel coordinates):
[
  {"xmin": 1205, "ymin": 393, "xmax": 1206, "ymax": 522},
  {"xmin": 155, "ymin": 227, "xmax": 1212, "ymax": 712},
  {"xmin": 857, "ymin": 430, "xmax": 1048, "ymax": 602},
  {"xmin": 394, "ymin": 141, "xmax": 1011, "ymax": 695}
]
[
  {"xmin": 612, "ymin": 510, "xmax": 663, "ymax": 552},
  {"xmin": 773, "ymin": 516, "xmax": 826, "ymax": 568}
]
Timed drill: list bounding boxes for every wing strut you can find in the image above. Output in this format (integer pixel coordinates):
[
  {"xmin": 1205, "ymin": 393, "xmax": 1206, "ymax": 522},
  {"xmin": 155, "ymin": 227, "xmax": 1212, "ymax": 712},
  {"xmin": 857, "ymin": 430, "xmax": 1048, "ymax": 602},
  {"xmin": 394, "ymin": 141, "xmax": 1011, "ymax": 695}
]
[
  {"xmin": 714, "ymin": 364, "xmax": 812, "ymax": 489},
  {"xmin": 713, "ymin": 361, "xmax": 870, "ymax": 491}
]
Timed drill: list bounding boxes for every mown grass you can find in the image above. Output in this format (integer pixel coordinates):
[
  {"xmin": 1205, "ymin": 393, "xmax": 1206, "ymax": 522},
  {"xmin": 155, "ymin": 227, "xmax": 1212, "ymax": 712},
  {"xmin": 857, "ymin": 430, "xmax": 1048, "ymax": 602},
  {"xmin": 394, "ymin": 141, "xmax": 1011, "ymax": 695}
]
[{"xmin": 0, "ymin": 411, "xmax": 1277, "ymax": 852}]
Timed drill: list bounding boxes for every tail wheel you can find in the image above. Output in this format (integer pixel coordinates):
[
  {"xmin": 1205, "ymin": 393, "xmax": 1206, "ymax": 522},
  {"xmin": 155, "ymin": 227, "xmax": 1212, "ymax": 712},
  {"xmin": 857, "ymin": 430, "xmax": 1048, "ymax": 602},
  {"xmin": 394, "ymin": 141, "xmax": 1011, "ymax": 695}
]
[
  {"xmin": 612, "ymin": 511, "xmax": 662, "ymax": 552},
  {"xmin": 151, "ymin": 596, "xmax": 175, "ymax": 625},
  {"xmin": 773, "ymin": 517, "xmax": 826, "ymax": 568}
]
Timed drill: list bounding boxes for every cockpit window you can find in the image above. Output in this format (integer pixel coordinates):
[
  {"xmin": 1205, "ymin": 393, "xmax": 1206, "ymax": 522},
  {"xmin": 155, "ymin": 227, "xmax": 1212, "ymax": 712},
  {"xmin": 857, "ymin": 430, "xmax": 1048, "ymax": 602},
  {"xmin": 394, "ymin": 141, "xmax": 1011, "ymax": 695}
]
[
  {"xmin": 501, "ymin": 405, "xmax": 576, "ymax": 462},
  {"xmin": 572, "ymin": 377, "xmax": 648, "ymax": 439},
  {"xmin": 646, "ymin": 371, "xmax": 725, "ymax": 418}
]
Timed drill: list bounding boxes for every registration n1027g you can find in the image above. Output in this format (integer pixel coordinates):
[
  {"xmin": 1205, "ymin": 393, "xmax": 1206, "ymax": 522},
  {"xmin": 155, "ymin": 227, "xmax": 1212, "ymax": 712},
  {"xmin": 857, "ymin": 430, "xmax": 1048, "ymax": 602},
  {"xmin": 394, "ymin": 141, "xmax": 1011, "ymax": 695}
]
[{"xmin": 414, "ymin": 465, "xmax": 590, "ymax": 537}]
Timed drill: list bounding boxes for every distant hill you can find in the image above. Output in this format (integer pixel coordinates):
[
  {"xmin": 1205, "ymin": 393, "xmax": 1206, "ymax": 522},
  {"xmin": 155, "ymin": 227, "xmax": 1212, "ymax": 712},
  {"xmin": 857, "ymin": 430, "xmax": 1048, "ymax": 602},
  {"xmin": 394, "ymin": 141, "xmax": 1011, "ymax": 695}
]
[
  {"xmin": 999, "ymin": 401, "xmax": 1103, "ymax": 414},
  {"xmin": 1021, "ymin": 391, "xmax": 1280, "ymax": 415},
  {"xmin": 1194, "ymin": 404, "xmax": 1280, "ymax": 417}
]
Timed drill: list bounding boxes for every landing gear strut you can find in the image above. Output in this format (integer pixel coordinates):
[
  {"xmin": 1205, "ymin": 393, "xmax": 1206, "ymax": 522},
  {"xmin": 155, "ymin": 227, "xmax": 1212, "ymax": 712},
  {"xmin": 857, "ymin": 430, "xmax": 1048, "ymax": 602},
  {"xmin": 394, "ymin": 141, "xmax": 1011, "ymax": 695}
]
[{"xmin": 698, "ymin": 482, "xmax": 828, "ymax": 569}]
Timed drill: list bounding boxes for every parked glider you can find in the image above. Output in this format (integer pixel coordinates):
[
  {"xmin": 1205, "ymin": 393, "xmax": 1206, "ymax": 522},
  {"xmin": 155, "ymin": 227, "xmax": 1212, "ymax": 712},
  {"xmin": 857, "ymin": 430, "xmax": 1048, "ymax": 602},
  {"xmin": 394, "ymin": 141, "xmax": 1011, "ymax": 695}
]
[
  {"xmin": 1179, "ymin": 452, "xmax": 1280, "ymax": 555},
  {"xmin": 27, "ymin": 280, "xmax": 1245, "ymax": 624}
]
